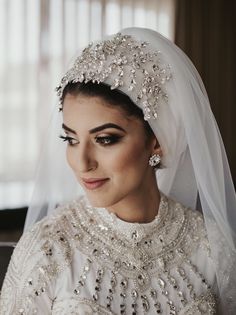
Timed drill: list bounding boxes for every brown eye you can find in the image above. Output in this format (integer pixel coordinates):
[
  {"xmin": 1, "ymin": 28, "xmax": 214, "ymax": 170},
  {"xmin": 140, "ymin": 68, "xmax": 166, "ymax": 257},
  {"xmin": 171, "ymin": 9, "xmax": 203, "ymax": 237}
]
[{"xmin": 95, "ymin": 135, "xmax": 121, "ymax": 146}]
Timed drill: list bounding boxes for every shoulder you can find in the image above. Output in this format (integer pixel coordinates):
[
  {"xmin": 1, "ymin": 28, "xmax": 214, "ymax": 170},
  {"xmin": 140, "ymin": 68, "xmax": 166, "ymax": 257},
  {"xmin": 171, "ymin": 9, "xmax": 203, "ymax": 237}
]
[
  {"xmin": 21, "ymin": 196, "xmax": 87, "ymax": 263},
  {"xmin": 0, "ymin": 197, "xmax": 85, "ymax": 314}
]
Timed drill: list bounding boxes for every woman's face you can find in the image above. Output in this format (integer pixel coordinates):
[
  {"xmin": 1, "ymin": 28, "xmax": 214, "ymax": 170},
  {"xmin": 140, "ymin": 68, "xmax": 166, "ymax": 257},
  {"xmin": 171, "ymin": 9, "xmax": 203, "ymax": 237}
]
[{"xmin": 62, "ymin": 93, "xmax": 157, "ymax": 208}]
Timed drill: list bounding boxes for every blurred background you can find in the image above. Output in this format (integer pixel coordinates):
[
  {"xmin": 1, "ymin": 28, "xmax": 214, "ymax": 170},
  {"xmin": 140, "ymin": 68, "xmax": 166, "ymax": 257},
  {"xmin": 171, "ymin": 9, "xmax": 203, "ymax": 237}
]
[{"xmin": 0, "ymin": 0, "xmax": 235, "ymax": 284}]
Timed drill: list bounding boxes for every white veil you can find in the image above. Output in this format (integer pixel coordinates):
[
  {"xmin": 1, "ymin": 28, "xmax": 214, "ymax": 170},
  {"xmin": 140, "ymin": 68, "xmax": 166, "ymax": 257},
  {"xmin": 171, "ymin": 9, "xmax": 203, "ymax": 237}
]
[{"xmin": 24, "ymin": 27, "xmax": 236, "ymax": 313}]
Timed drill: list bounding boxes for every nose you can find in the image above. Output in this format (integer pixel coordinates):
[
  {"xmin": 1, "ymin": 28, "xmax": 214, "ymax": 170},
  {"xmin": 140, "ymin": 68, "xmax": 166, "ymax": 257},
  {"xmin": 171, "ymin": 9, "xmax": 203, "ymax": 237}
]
[{"xmin": 67, "ymin": 143, "xmax": 97, "ymax": 174}]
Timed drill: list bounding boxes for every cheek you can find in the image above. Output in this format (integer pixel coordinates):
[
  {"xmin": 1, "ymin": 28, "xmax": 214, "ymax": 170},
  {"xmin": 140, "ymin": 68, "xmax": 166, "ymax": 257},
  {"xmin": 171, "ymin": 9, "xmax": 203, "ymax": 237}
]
[
  {"xmin": 66, "ymin": 147, "xmax": 75, "ymax": 170},
  {"xmin": 107, "ymin": 142, "xmax": 149, "ymax": 176}
]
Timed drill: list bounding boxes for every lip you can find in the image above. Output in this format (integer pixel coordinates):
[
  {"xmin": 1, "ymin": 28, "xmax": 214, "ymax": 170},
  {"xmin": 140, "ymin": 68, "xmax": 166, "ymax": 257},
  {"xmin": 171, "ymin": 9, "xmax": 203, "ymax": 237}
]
[{"xmin": 82, "ymin": 178, "xmax": 109, "ymax": 190}]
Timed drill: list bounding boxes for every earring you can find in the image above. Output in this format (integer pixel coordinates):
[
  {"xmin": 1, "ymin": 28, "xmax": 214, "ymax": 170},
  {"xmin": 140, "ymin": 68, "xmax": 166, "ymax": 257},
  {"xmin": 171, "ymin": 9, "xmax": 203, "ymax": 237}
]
[{"xmin": 149, "ymin": 154, "xmax": 161, "ymax": 167}]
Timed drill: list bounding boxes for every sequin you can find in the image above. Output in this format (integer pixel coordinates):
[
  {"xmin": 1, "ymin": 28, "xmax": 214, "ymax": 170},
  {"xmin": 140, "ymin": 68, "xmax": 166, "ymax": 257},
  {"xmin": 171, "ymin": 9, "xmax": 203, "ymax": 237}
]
[{"xmin": 141, "ymin": 295, "xmax": 150, "ymax": 311}]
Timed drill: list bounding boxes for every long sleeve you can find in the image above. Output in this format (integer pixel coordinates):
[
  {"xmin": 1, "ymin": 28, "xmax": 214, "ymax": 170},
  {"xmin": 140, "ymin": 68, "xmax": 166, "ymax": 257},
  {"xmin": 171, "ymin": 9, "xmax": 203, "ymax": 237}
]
[{"xmin": 0, "ymin": 216, "xmax": 67, "ymax": 315}]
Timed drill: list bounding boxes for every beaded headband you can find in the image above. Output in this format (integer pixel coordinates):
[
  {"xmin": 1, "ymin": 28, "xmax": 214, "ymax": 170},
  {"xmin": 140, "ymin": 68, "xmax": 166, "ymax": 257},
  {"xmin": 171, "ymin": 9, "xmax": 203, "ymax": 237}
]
[{"xmin": 56, "ymin": 32, "xmax": 172, "ymax": 120}]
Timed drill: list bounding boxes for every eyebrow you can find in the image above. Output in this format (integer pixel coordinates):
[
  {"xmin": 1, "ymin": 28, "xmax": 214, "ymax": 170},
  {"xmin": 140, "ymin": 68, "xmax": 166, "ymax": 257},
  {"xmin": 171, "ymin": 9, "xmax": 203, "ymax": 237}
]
[
  {"xmin": 62, "ymin": 123, "xmax": 126, "ymax": 135},
  {"xmin": 62, "ymin": 123, "xmax": 77, "ymax": 134}
]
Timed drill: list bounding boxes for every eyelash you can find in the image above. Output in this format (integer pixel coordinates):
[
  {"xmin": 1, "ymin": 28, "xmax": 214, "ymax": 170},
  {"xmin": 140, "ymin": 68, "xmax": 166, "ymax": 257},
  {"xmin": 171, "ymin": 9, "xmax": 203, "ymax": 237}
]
[
  {"xmin": 95, "ymin": 135, "xmax": 121, "ymax": 146},
  {"xmin": 59, "ymin": 135, "xmax": 77, "ymax": 146},
  {"xmin": 59, "ymin": 135, "xmax": 121, "ymax": 146}
]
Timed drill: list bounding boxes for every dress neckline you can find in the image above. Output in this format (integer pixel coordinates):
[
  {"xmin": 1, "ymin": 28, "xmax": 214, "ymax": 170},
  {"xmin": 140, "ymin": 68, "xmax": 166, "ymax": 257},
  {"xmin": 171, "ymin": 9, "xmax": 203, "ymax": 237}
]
[
  {"xmin": 70, "ymin": 191, "xmax": 203, "ymax": 272},
  {"xmin": 96, "ymin": 190, "xmax": 166, "ymax": 223},
  {"xmin": 90, "ymin": 191, "xmax": 170, "ymax": 243}
]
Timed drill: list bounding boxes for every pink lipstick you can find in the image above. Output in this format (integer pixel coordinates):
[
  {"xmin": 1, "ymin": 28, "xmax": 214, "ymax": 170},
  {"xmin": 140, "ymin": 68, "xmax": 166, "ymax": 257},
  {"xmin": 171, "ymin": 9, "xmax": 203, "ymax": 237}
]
[{"xmin": 82, "ymin": 178, "xmax": 109, "ymax": 190}]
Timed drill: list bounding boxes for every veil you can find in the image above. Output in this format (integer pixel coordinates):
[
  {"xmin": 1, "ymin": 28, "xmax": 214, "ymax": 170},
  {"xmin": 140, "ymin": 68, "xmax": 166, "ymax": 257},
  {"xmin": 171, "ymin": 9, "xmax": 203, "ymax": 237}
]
[{"xmin": 24, "ymin": 27, "xmax": 236, "ymax": 314}]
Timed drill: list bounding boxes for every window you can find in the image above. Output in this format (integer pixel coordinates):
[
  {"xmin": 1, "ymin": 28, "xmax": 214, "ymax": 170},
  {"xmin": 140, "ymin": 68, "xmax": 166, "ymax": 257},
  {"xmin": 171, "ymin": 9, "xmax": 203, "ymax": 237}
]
[{"xmin": 0, "ymin": 0, "xmax": 175, "ymax": 209}]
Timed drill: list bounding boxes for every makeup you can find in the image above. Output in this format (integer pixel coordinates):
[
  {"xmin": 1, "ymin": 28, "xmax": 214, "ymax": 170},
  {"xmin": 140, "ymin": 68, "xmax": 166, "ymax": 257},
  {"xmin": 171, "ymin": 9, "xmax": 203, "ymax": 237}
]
[{"xmin": 82, "ymin": 178, "xmax": 109, "ymax": 190}]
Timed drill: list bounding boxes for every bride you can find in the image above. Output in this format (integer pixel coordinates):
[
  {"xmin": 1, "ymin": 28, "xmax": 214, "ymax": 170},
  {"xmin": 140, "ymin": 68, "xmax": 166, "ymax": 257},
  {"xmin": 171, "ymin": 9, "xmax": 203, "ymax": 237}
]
[{"xmin": 0, "ymin": 28, "xmax": 235, "ymax": 314}]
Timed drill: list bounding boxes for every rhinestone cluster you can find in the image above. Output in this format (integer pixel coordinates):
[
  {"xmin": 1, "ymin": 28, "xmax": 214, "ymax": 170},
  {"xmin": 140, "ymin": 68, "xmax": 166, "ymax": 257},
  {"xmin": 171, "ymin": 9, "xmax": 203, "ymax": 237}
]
[{"xmin": 56, "ymin": 32, "xmax": 172, "ymax": 120}]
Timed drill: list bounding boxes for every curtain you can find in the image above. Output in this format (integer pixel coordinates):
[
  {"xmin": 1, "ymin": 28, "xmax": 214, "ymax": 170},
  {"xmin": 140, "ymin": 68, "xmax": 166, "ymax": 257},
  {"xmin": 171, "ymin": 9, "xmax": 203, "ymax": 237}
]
[
  {"xmin": 175, "ymin": 0, "xmax": 236, "ymax": 186},
  {"xmin": 0, "ymin": 0, "xmax": 175, "ymax": 209}
]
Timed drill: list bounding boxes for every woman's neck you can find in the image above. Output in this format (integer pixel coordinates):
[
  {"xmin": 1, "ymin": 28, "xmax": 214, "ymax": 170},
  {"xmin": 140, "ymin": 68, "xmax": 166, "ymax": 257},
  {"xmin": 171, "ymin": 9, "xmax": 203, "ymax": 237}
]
[{"xmin": 106, "ymin": 180, "xmax": 161, "ymax": 224}]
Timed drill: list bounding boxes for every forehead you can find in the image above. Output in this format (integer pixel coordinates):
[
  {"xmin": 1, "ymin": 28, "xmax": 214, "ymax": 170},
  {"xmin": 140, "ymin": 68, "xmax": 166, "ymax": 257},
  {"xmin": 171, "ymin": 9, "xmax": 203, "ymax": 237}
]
[{"xmin": 62, "ymin": 94, "xmax": 143, "ymax": 131}]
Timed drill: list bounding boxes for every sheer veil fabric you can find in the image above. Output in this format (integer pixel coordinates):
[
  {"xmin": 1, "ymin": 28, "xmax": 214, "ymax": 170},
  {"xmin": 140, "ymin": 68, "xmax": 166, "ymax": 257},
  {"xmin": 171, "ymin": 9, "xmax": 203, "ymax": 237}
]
[{"xmin": 24, "ymin": 28, "xmax": 236, "ymax": 313}]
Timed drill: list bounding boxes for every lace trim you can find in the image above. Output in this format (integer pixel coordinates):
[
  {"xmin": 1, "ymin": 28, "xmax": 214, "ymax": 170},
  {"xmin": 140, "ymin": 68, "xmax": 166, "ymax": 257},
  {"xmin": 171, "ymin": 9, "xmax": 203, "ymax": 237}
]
[{"xmin": 93, "ymin": 191, "xmax": 168, "ymax": 241}]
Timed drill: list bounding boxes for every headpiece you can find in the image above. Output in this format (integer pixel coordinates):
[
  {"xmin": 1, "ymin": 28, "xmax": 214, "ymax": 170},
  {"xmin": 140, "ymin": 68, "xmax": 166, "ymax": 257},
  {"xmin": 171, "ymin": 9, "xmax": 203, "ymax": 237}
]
[{"xmin": 56, "ymin": 33, "xmax": 172, "ymax": 120}]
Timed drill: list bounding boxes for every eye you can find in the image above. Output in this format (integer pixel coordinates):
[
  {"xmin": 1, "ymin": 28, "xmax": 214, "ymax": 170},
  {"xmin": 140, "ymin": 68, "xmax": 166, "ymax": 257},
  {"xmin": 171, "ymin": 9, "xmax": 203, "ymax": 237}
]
[
  {"xmin": 95, "ymin": 135, "xmax": 121, "ymax": 146},
  {"xmin": 59, "ymin": 135, "xmax": 79, "ymax": 146}
]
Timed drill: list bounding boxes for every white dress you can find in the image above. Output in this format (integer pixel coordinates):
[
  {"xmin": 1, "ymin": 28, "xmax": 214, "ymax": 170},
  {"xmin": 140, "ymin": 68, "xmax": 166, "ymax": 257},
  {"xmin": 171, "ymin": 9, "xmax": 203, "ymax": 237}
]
[{"xmin": 0, "ymin": 192, "xmax": 218, "ymax": 314}]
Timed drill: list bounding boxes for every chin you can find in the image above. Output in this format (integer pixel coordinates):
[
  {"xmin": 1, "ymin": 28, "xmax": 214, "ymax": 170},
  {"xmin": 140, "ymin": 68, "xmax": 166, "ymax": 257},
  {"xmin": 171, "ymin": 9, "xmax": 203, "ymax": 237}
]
[{"xmin": 85, "ymin": 192, "xmax": 120, "ymax": 209}]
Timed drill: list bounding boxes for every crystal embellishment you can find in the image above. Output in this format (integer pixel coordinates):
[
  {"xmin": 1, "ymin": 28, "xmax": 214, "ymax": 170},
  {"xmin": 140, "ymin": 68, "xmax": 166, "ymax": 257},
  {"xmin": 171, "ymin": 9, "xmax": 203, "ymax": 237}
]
[{"xmin": 56, "ymin": 32, "xmax": 172, "ymax": 120}]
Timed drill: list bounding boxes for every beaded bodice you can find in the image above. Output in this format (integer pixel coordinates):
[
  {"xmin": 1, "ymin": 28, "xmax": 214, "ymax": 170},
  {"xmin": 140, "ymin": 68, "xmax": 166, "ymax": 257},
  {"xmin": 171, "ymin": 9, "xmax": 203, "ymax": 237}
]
[{"xmin": 0, "ymin": 192, "xmax": 217, "ymax": 314}]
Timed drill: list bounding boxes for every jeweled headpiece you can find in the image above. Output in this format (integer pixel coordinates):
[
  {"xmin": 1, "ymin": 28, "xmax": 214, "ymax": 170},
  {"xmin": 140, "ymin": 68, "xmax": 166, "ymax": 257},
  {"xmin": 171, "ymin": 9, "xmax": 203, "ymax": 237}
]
[{"xmin": 56, "ymin": 32, "xmax": 172, "ymax": 120}]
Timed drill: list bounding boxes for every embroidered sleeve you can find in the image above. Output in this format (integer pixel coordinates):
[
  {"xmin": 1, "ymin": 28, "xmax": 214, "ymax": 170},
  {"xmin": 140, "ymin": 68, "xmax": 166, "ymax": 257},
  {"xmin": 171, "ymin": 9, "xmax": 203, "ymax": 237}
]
[{"xmin": 0, "ymin": 209, "xmax": 73, "ymax": 315}]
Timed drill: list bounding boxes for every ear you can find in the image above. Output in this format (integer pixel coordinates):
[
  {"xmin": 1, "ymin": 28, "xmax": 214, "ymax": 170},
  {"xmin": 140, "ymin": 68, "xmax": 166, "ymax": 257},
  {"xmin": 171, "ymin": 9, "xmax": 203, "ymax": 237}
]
[{"xmin": 151, "ymin": 137, "xmax": 163, "ymax": 157}]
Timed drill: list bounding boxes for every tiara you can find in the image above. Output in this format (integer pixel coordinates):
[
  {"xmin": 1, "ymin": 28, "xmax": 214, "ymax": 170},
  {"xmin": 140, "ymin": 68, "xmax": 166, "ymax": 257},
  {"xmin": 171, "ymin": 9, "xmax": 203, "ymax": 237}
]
[{"xmin": 56, "ymin": 33, "xmax": 172, "ymax": 120}]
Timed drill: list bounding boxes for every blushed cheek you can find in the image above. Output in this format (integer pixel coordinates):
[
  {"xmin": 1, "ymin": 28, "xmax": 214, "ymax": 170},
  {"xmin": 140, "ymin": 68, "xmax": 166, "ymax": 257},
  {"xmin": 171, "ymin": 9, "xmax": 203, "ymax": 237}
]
[{"xmin": 110, "ymin": 145, "xmax": 147, "ymax": 175}]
